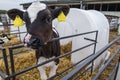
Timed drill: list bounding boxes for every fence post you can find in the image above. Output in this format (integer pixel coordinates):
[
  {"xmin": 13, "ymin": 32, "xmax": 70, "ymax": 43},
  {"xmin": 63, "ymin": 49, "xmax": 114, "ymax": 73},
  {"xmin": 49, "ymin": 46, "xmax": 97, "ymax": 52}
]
[
  {"xmin": 0, "ymin": 46, "xmax": 10, "ymax": 80},
  {"xmin": 9, "ymin": 48, "xmax": 15, "ymax": 80},
  {"xmin": 91, "ymin": 31, "xmax": 98, "ymax": 74},
  {"xmin": 18, "ymin": 27, "xmax": 22, "ymax": 42}
]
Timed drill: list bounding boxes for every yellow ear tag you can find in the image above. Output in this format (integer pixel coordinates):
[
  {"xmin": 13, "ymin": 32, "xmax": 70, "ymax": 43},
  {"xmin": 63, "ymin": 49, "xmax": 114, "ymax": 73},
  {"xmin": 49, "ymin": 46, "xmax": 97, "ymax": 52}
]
[
  {"xmin": 57, "ymin": 11, "xmax": 66, "ymax": 22},
  {"xmin": 13, "ymin": 15, "xmax": 24, "ymax": 27}
]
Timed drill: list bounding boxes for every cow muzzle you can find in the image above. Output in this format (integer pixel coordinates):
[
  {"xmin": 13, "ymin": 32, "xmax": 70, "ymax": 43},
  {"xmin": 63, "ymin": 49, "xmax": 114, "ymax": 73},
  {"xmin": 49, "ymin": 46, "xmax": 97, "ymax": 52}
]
[
  {"xmin": 24, "ymin": 33, "xmax": 45, "ymax": 49},
  {"xmin": 29, "ymin": 38, "xmax": 45, "ymax": 49}
]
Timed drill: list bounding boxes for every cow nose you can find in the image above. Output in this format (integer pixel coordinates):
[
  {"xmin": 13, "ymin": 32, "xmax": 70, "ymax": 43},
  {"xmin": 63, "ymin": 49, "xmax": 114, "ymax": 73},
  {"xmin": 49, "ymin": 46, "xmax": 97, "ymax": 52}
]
[{"xmin": 29, "ymin": 38, "xmax": 44, "ymax": 47}]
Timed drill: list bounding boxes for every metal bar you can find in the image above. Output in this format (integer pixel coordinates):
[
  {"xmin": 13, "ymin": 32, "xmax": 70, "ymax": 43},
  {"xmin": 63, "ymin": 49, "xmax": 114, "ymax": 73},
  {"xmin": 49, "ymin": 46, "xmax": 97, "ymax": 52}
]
[
  {"xmin": 72, "ymin": 66, "xmax": 92, "ymax": 80},
  {"xmin": 0, "ymin": 49, "xmax": 31, "ymax": 59},
  {"xmin": 92, "ymin": 48, "xmax": 120, "ymax": 80},
  {"xmin": 17, "ymin": 27, "xmax": 21, "ymax": 42},
  {"xmin": 10, "ymin": 30, "xmax": 19, "ymax": 32},
  {"xmin": 6, "ymin": 42, "xmax": 95, "ymax": 79},
  {"xmin": 6, "ymin": 32, "xmax": 27, "ymax": 35},
  {"xmin": 0, "ymin": 46, "xmax": 10, "ymax": 77},
  {"xmin": 0, "ymin": 31, "xmax": 26, "ymax": 36},
  {"xmin": 0, "ymin": 23, "xmax": 26, "ymax": 26},
  {"xmin": 48, "ymin": 30, "xmax": 98, "ymax": 42},
  {"xmin": 113, "ymin": 57, "xmax": 120, "ymax": 80},
  {"xmin": 91, "ymin": 31, "xmax": 98, "ymax": 74},
  {"xmin": 9, "ymin": 44, "xmax": 24, "ymax": 49},
  {"xmin": 0, "ymin": 24, "xmax": 14, "ymax": 26},
  {"xmin": 0, "ymin": 30, "xmax": 97, "ymax": 43},
  {"xmin": 83, "ymin": 1, "xmax": 120, "ymax": 4},
  {"xmin": 84, "ymin": 37, "xmax": 97, "ymax": 43},
  {"xmin": 9, "ymin": 48, "xmax": 15, "ymax": 80},
  {"xmin": 6, "ymin": 31, "xmax": 97, "ymax": 50},
  {"xmin": 61, "ymin": 36, "xmax": 120, "ymax": 80}
]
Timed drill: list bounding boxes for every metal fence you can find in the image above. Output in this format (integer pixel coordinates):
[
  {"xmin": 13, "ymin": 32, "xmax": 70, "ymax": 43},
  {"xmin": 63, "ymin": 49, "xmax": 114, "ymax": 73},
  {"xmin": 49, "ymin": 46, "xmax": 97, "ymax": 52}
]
[
  {"xmin": 0, "ymin": 23, "xmax": 120, "ymax": 80},
  {"xmin": 0, "ymin": 29, "xmax": 98, "ymax": 80}
]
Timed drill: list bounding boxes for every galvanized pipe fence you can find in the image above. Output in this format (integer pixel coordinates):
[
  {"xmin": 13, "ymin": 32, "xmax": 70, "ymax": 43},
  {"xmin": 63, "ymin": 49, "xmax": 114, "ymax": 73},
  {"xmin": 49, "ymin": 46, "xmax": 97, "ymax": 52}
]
[
  {"xmin": 0, "ymin": 23, "xmax": 120, "ymax": 80},
  {"xmin": 0, "ymin": 29, "xmax": 98, "ymax": 80}
]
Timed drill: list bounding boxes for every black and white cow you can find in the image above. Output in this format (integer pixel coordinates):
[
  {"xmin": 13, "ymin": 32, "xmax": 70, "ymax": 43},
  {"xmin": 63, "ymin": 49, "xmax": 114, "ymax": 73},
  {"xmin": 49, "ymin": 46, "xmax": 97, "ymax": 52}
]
[{"xmin": 7, "ymin": 1, "xmax": 69, "ymax": 80}]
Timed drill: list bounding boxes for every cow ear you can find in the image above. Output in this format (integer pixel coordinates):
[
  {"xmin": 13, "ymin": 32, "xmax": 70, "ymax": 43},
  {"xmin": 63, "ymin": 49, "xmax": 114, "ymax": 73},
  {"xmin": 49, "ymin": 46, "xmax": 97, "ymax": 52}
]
[
  {"xmin": 53, "ymin": 6, "xmax": 70, "ymax": 19},
  {"xmin": 7, "ymin": 9, "xmax": 24, "ymax": 20}
]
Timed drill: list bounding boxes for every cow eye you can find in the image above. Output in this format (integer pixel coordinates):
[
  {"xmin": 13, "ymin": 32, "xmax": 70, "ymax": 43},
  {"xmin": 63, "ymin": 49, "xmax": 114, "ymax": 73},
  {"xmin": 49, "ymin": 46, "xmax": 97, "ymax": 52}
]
[{"xmin": 46, "ymin": 17, "xmax": 52, "ymax": 23}]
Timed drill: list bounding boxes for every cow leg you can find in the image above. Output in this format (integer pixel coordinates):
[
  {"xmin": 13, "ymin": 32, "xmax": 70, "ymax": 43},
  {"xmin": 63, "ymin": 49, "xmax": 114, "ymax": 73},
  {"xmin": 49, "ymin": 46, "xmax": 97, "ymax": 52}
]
[
  {"xmin": 49, "ymin": 61, "xmax": 58, "ymax": 78},
  {"xmin": 37, "ymin": 57, "xmax": 47, "ymax": 80},
  {"xmin": 38, "ymin": 66, "xmax": 47, "ymax": 80}
]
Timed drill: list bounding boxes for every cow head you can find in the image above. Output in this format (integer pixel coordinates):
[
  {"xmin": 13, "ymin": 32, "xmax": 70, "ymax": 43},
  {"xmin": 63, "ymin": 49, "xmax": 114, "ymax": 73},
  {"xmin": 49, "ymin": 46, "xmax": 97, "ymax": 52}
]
[{"xmin": 7, "ymin": 1, "xmax": 69, "ymax": 49}]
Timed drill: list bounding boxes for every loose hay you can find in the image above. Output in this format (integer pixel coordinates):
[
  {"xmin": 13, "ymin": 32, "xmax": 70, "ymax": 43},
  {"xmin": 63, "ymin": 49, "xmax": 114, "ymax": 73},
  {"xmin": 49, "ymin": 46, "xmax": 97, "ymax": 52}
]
[{"xmin": 0, "ymin": 51, "xmax": 73, "ymax": 80}]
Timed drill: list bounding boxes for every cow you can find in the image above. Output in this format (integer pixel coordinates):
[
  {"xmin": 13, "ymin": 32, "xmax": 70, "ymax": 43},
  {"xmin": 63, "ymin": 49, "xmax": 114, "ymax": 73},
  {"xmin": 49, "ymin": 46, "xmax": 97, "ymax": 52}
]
[{"xmin": 7, "ymin": 1, "xmax": 69, "ymax": 80}]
